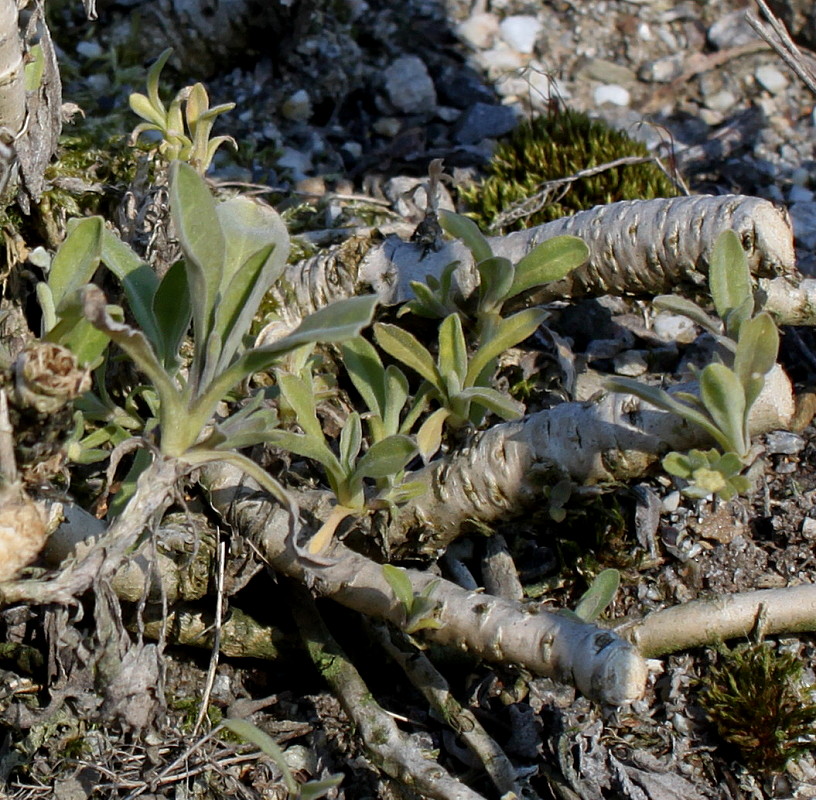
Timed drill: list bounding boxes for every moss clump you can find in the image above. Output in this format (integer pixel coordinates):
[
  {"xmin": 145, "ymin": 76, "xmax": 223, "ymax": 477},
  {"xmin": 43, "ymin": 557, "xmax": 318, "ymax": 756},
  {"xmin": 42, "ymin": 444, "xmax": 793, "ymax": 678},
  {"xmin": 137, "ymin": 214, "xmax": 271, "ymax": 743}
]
[
  {"xmin": 699, "ymin": 641, "xmax": 816, "ymax": 774},
  {"xmin": 460, "ymin": 108, "xmax": 677, "ymax": 233}
]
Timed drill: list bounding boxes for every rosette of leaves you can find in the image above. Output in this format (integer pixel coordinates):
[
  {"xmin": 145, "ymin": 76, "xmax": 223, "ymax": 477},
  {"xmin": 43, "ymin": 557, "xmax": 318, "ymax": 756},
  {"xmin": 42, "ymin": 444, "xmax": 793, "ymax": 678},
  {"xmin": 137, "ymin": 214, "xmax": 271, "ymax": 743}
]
[
  {"xmin": 374, "ymin": 308, "xmax": 544, "ymax": 460},
  {"xmin": 129, "ymin": 48, "xmax": 236, "ymax": 174},
  {"xmin": 608, "ymin": 230, "xmax": 779, "ymax": 499},
  {"xmin": 49, "ymin": 161, "xmax": 376, "ymax": 509},
  {"xmin": 401, "ymin": 210, "xmax": 588, "ymax": 342},
  {"xmin": 460, "ymin": 108, "xmax": 676, "ymax": 233}
]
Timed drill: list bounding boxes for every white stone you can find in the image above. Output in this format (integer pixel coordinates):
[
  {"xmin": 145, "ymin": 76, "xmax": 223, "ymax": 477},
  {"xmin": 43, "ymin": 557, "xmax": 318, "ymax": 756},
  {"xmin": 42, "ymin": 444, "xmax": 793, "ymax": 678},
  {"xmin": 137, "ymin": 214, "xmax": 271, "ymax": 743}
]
[
  {"xmin": 384, "ymin": 56, "xmax": 437, "ymax": 114},
  {"xmin": 593, "ymin": 84, "xmax": 631, "ymax": 107},
  {"xmin": 76, "ymin": 41, "xmax": 103, "ymax": 58},
  {"xmin": 276, "ymin": 148, "xmax": 312, "ymax": 182},
  {"xmin": 755, "ymin": 64, "xmax": 789, "ymax": 94},
  {"xmin": 456, "ymin": 13, "xmax": 499, "ymax": 49},
  {"xmin": 499, "ymin": 15, "xmax": 542, "ymax": 54},
  {"xmin": 613, "ymin": 350, "xmax": 648, "ymax": 376},
  {"xmin": 652, "ymin": 311, "xmax": 697, "ymax": 344},
  {"xmin": 474, "ymin": 44, "xmax": 525, "ymax": 78},
  {"xmin": 281, "ymin": 89, "xmax": 312, "ymax": 122},
  {"xmin": 789, "ymin": 201, "xmax": 816, "ymax": 250},
  {"xmin": 704, "ymin": 90, "xmax": 737, "ymax": 112}
]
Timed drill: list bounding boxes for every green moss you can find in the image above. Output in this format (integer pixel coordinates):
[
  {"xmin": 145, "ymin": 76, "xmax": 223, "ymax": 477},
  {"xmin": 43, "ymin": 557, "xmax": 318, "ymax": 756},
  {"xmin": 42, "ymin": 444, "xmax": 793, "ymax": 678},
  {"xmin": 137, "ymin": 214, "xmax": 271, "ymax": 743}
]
[
  {"xmin": 460, "ymin": 108, "xmax": 677, "ymax": 233},
  {"xmin": 699, "ymin": 641, "xmax": 816, "ymax": 774}
]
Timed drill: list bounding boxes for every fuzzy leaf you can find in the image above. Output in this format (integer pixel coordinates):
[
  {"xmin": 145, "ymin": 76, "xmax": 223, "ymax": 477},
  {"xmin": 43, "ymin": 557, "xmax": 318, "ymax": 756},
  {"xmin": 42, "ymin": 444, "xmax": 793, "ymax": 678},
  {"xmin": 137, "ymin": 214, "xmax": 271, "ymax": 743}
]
[
  {"xmin": 456, "ymin": 386, "xmax": 525, "ymax": 420},
  {"xmin": 733, "ymin": 312, "xmax": 778, "ymax": 397},
  {"xmin": 382, "ymin": 564, "xmax": 415, "ymax": 612},
  {"xmin": 573, "ymin": 568, "xmax": 620, "ymax": 622},
  {"xmin": 151, "ymin": 260, "xmax": 192, "ymax": 371},
  {"xmin": 416, "ymin": 407, "xmax": 449, "ymax": 463},
  {"xmin": 352, "ymin": 435, "xmax": 417, "ymax": 481},
  {"xmin": 662, "ymin": 451, "xmax": 693, "ymax": 479},
  {"xmin": 465, "ymin": 308, "xmax": 546, "ymax": 387},
  {"xmin": 276, "ymin": 372, "xmax": 324, "ymax": 443},
  {"xmin": 169, "ymin": 161, "xmax": 225, "ymax": 353},
  {"xmin": 405, "ymin": 280, "xmax": 449, "ymax": 319},
  {"xmin": 48, "ymin": 217, "xmax": 104, "ymax": 310},
  {"xmin": 342, "ymin": 337, "xmax": 386, "ymax": 419},
  {"xmin": 709, "ymin": 229, "xmax": 752, "ymax": 322},
  {"xmin": 439, "ymin": 209, "xmax": 493, "ymax": 264},
  {"xmin": 477, "ymin": 256, "xmax": 514, "ymax": 312},
  {"xmin": 438, "ymin": 313, "xmax": 468, "ymax": 387},
  {"xmin": 128, "ymin": 92, "xmax": 166, "ymax": 128},
  {"xmin": 699, "ymin": 363, "xmax": 747, "ymax": 456},
  {"xmin": 339, "ymin": 412, "xmax": 363, "ymax": 474},
  {"xmin": 383, "ymin": 365, "xmax": 409, "ymax": 437},
  {"xmin": 374, "ymin": 323, "xmax": 441, "ymax": 390},
  {"xmin": 98, "ymin": 227, "xmax": 161, "ymax": 347},
  {"xmin": 508, "ymin": 235, "xmax": 588, "ymax": 299},
  {"xmin": 265, "ymin": 428, "xmax": 340, "ymax": 476},
  {"xmin": 653, "ymin": 294, "xmax": 722, "ymax": 336}
]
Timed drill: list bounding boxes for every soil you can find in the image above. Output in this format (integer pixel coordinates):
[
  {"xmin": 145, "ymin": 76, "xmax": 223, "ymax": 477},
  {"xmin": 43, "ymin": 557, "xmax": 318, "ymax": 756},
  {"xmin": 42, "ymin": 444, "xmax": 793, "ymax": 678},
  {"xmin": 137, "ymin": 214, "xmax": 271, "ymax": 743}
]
[{"xmin": 4, "ymin": 0, "xmax": 816, "ymax": 799}]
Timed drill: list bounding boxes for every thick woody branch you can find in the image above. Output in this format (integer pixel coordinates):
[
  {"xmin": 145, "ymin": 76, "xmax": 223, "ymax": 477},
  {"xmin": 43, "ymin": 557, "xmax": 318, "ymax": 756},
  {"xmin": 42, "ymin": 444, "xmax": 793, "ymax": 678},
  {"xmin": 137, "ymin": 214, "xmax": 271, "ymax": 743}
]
[
  {"xmin": 202, "ymin": 461, "xmax": 648, "ymax": 706},
  {"xmin": 618, "ymin": 583, "xmax": 816, "ymax": 657}
]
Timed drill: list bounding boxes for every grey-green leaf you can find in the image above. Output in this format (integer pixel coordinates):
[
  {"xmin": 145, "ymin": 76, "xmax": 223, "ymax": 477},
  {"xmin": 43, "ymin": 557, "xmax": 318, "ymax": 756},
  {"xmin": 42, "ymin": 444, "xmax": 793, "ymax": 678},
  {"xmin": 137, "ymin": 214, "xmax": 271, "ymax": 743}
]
[
  {"xmin": 438, "ymin": 313, "xmax": 468, "ymax": 386},
  {"xmin": 456, "ymin": 386, "xmax": 525, "ymax": 420},
  {"xmin": 733, "ymin": 312, "xmax": 778, "ymax": 395},
  {"xmin": 342, "ymin": 337, "xmax": 386, "ymax": 419},
  {"xmin": 438, "ymin": 209, "xmax": 493, "ymax": 264},
  {"xmin": 477, "ymin": 256, "xmax": 514, "ymax": 312},
  {"xmin": 374, "ymin": 322, "xmax": 441, "ymax": 390},
  {"xmin": 573, "ymin": 568, "xmax": 620, "ymax": 622},
  {"xmin": 352, "ymin": 434, "xmax": 417, "ymax": 480},
  {"xmin": 508, "ymin": 235, "xmax": 588, "ymax": 300},
  {"xmin": 699, "ymin": 362, "xmax": 748, "ymax": 456},
  {"xmin": 382, "ymin": 564, "xmax": 415, "ymax": 612},
  {"xmin": 709, "ymin": 229, "xmax": 752, "ymax": 322},
  {"xmin": 48, "ymin": 216, "xmax": 104, "ymax": 310},
  {"xmin": 152, "ymin": 260, "xmax": 192, "ymax": 371}
]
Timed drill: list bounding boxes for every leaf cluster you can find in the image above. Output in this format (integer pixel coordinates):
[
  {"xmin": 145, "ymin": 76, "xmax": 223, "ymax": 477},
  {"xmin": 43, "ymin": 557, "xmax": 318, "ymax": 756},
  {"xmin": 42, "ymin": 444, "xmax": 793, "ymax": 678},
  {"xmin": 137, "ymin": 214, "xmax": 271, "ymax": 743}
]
[
  {"xmin": 129, "ymin": 48, "xmax": 236, "ymax": 174},
  {"xmin": 382, "ymin": 565, "xmax": 441, "ymax": 635},
  {"xmin": 609, "ymin": 230, "xmax": 779, "ymax": 500}
]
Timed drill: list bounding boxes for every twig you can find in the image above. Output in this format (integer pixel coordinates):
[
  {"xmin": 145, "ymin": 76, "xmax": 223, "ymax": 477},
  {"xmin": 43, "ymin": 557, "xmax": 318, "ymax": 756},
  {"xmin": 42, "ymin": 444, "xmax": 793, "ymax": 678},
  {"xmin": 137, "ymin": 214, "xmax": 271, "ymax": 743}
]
[
  {"xmin": 370, "ymin": 620, "xmax": 522, "ymax": 798},
  {"xmin": 288, "ymin": 581, "xmax": 489, "ymax": 800},
  {"xmin": 746, "ymin": 0, "xmax": 816, "ymax": 96},
  {"xmin": 617, "ymin": 583, "xmax": 816, "ymax": 657},
  {"xmin": 194, "ymin": 537, "xmax": 226, "ymax": 735}
]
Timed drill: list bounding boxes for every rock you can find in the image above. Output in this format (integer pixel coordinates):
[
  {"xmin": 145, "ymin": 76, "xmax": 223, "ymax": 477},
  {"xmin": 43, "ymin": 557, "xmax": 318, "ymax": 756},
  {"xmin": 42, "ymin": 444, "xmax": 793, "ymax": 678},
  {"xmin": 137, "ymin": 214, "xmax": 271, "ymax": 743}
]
[
  {"xmin": 703, "ymin": 90, "xmax": 738, "ymax": 113},
  {"xmin": 498, "ymin": 15, "xmax": 542, "ymax": 54},
  {"xmin": 456, "ymin": 13, "xmax": 499, "ymax": 49},
  {"xmin": 593, "ymin": 84, "xmax": 631, "ymax": 107},
  {"xmin": 613, "ymin": 350, "xmax": 649, "ymax": 376},
  {"xmin": 453, "ymin": 102, "xmax": 518, "ymax": 144},
  {"xmin": 281, "ymin": 89, "xmax": 312, "ymax": 122},
  {"xmin": 384, "ymin": 56, "xmax": 437, "ymax": 115},
  {"xmin": 652, "ymin": 312, "xmax": 697, "ymax": 344},
  {"xmin": 789, "ymin": 185, "xmax": 814, "ymax": 203},
  {"xmin": 707, "ymin": 10, "xmax": 758, "ymax": 49},
  {"xmin": 638, "ymin": 53, "xmax": 685, "ymax": 83},
  {"xmin": 435, "ymin": 63, "xmax": 494, "ymax": 109},
  {"xmin": 474, "ymin": 44, "xmax": 526, "ymax": 77},
  {"xmin": 576, "ymin": 58, "xmax": 637, "ymax": 85},
  {"xmin": 788, "ymin": 201, "xmax": 816, "ymax": 249},
  {"xmin": 276, "ymin": 147, "xmax": 313, "ymax": 182},
  {"xmin": 764, "ymin": 430, "xmax": 805, "ymax": 455},
  {"xmin": 755, "ymin": 64, "xmax": 789, "ymax": 94}
]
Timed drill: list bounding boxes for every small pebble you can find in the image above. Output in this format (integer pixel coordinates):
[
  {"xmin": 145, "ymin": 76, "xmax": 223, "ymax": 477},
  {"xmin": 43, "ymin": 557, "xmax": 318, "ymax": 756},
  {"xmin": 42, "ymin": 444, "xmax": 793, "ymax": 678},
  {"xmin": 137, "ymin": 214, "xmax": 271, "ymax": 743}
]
[
  {"xmin": 76, "ymin": 40, "xmax": 103, "ymax": 59},
  {"xmin": 499, "ymin": 15, "xmax": 542, "ymax": 54},
  {"xmin": 662, "ymin": 491, "xmax": 681, "ymax": 514},
  {"xmin": 755, "ymin": 64, "xmax": 789, "ymax": 94},
  {"xmin": 764, "ymin": 430, "xmax": 805, "ymax": 455},
  {"xmin": 281, "ymin": 89, "xmax": 312, "ymax": 122},
  {"xmin": 453, "ymin": 102, "xmax": 517, "ymax": 144},
  {"xmin": 593, "ymin": 84, "xmax": 631, "ymax": 107},
  {"xmin": 703, "ymin": 89, "xmax": 738, "ymax": 113},
  {"xmin": 789, "ymin": 185, "xmax": 814, "ymax": 203},
  {"xmin": 802, "ymin": 517, "xmax": 816, "ymax": 540},
  {"xmin": 384, "ymin": 55, "xmax": 437, "ymax": 114},
  {"xmin": 456, "ymin": 13, "xmax": 499, "ymax": 49},
  {"xmin": 652, "ymin": 311, "xmax": 697, "ymax": 344},
  {"xmin": 613, "ymin": 350, "xmax": 648, "ymax": 376},
  {"xmin": 788, "ymin": 201, "xmax": 816, "ymax": 250}
]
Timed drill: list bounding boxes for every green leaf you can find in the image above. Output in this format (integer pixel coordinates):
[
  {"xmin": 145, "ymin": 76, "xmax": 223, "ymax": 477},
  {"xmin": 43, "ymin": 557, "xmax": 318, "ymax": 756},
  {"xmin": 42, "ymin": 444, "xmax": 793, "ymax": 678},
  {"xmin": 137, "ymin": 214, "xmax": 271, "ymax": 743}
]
[
  {"xmin": 145, "ymin": 47, "xmax": 173, "ymax": 117},
  {"xmin": 476, "ymin": 256, "xmax": 514, "ymax": 312},
  {"xmin": 406, "ymin": 281, "xmax": 449, "ymax": 319},
  {"xmin": 438, "ymin": 314, "xmax": 468, "ymax": 387},
  {"xmin": 300, "ymin": 775, "xmax": 345, "ymax": 800},
  {"xmin": 222, "ymin": 719, "xmax": 298, "ymax": 796},
  {"xmin": 383, "ymin": 365, "xmax": 409, "ymax": 437},
  {"xmin": 733, "ymin": 312, "xmax": 778, "ymax": 404},
  {"xmin": 416, "ymin": 407, "xmax": 449, "ymax": 463},
  {"xmin": 169, "ymin": 161, "xmax": 225, "ymax": 357},
  {"xmin": 339, "ymin": 412, "xmax": 363, "ymax": 474},
  {"xmin": 709, "ymin": 229, "xmax": 752, "ymax": 322},
  {"xmin": 465, "ymin": 308, "xmax": 546, "ymax": 387},
  {"xmin": 276, "ymin": 372, "xmax": 323, "ymax": 443},
  {"xmin": 507, "ymin": 235, "xmax": 588, "ymax": 300},
  {"xmin": 438, "ymin": 210, "xmax": 493, "ymax": 264},
  {"xmin": 98, "ymin": 227, "xmax": 161, "ymax": 347},
  {"xmin": 36, "ymin": 283, "xmax": 56, "ymax": 334},
  {"xmin": 723, "ymin": 295, "xmax": 754, "ymax": 341},
  {"xmin": 352, "ymin": 434, "xmax": 417, "ymax": 481},
  {"xmin": 265, "ymin": 429, "xmax": 341, "ymax": 478},
  {"xmin": 48, "ymin": 217, "xmax": 104, "ymax": 311},
  {"xmin": 152, "ymin": 260, "xmax": 192, "ymax": 371},
  {"xmin": 662, "ymin": 451, "xmax": 693, "ymax": 479},
  {"xmin": 573, "ymin": 568, "xmax": 620, "ymax": 622},
  {"xmin": 272, "ymin": 295, "xmax": 377, "ymax": 351},
  {"xmin": 342, "ymin": 337, "xmax": 386, "ymax": 419},
  {"xmin": 128, "ymin": 92, "xmax": 166, "ymax": 128},
  {"xmin": 653, "ymin": 294, "xmax": 722, "ymax": 336},
  {"xmin": 382, "ymin": 564, "xmax": 415, "ymax": 613},
  {"xmin": 699, "ymin": 363, "xmax": 748, "ymax": 456},
  {"xmin": 374, "ymin": 323, "xmax": 441, "ymax": 390},
  {"xmin": 456, "ymin": 386, "xmax": 525, "ymax": 420}
]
